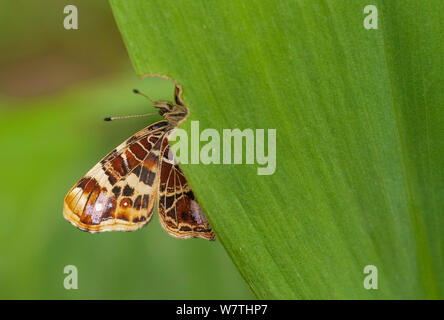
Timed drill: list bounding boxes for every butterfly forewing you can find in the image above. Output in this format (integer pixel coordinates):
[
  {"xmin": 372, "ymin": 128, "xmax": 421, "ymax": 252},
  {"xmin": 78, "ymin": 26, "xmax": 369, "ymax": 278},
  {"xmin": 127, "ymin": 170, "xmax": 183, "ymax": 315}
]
[{"xmin": 63, "ymin": 121, "xmax": 168, "ymax": 233}]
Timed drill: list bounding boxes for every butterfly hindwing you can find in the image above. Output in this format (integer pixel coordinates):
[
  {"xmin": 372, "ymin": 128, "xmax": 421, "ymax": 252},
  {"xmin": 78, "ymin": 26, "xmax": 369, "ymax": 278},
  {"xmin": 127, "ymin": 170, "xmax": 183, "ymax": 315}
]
[
  {"xmin": 157, "ymin": 137, "xmax": 215, "ymax": 240},
  {"xmin": 63, "ymin": 121, "xmax": 168, "ymax": 233}
]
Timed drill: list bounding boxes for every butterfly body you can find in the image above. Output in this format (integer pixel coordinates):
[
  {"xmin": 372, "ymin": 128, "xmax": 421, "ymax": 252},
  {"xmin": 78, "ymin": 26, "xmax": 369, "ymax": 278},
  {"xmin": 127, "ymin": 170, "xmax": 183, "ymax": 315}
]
[{"xmin": 63, "ymin": 84, "xmax": 215, "ymax": 241}]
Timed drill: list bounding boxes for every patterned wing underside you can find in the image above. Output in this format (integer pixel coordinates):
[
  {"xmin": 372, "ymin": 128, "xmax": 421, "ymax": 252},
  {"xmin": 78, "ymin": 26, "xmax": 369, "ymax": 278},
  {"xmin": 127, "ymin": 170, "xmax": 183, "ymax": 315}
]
[
  {"xmin": 157, "ymin": 137, "xmax": 215, "ymax": 240},
  {"xmin": 63, "ymin": 121, "xmax": 170, "ymax": 233}
]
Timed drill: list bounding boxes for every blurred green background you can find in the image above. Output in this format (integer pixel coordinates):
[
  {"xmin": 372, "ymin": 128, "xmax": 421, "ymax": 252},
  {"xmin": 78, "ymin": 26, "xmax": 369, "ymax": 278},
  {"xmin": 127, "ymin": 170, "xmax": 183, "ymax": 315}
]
[{"xmin": 0, "ymin": 1, "xmax": 252, "ymax": 299}]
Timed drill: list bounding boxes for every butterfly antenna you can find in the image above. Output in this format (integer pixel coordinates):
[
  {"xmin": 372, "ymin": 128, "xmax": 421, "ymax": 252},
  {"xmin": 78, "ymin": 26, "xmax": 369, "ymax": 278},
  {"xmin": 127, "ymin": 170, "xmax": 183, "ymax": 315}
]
[
  {"xmin": 104, "ymin": 112, "xmax": 157, "ymax": 121},
  {"xmin": 133, "ymin": 89, "xmax": 154, "ymax": 103},
  {"xmin": 104, "ymin": 89, "xmax": 157, "ymax": 121}
]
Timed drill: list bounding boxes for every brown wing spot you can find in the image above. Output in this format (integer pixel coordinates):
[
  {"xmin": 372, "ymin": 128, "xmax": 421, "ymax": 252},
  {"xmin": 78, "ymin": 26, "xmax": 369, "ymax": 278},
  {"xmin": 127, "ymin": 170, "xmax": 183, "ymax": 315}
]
[
  {"xmin": 165, "ymin": 219, "xmax": 177, "ymax": 228},
  {"xmin": 185, "ymin": 190, "xmax": 195, "ymax": 200},
  {"xmin": 180, "ymin": 210, "xmax": 190, "ymax": 221},
  {"xmin": 133, "ymin": 216, "xmax": 146, "ymax": 223},
  {"xmin": 176, "ymin": 169, "xmax": 188, "ymax": 186},
  {"xmin": 125, "ymin": 150, "xmax": 139, "ymax": 169},
  {"xmin": 166, "ymin": 208, "xmax": 176, "ymax": 219},
  {"xmin": 164, "ymin": 195, "xmax": 175, "ymax": 209},
  {"xmin": 110, "ymin": 156, "xmax": 127, "ymax": 176},
  {"xmin": 122, "ymin": 184, "xmax": 134, "ymax": 196},
  {"xmin": 175, "ymin": 197, "xmax": 192, "ymax": 222},
  {"xmin": 140, "ymin": 166, "xmax": 156, "ymax": 186},
  {"xmin": 141, "ymin": 195, "xmax": 150, "ymax": 209},
  {"xmin": 77, "ymin": 177, "xmax": 89, "ymax": 189},
  {"xmin": 116, "ymin": 211, "xmax": 130, "ymax": 221},
  {"xmin": 134, "ymin": 195, "xmax": 142, "ymax": 210},
  {"xmin": 153, "ymin": 140, "xmax": 162, "ymax": 151},
  {"xmin": 129, "ymin": 143, "xmax": 148, "ymax": 160},
  {"xmin": 105, "ymin": 170, "xmax": 117, "ymax": 185},
  {"xmin": 139, "ymin": 138, "xmax": 152, "ymax": 151},
  {"xmin": 144, "ymin": 154, "xmax": 159, "ymax": 170},
  {"xmin": 120, "ymin": 198, "xmax": 132, "ymax": 208},
  {"xmin": 161, "ymin": 138, "xmax": 169, "ymax": 150},
  {"xmin": 82, "ymin": 178, "xmax": 98, "ymax": 194},
  {"xmin": 179, "ymin": 226, "xmax": 192, "ymax": 232},
  {"xmin": 133, "ymin": 166, "xmax": 141, "ymax": 177},
  {"xmin": 111, "ymin": 186, "xmax": 121, "ymax": 198},
  {"xmin": 79, "ymin": 212, "xmax": 92, "ymax": 225},
  {"xmin": 160, "ymin": 162, "xmax": 173, "ymax": 183},
  {"xmin": 176, "ymin": 196, "xmax": 204, "ymax": 225}
]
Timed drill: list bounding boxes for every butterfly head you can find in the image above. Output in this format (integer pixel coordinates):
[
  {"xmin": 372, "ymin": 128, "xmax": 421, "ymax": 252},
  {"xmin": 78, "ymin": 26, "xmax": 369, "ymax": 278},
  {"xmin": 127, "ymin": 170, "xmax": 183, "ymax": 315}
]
[
  {"xmin": 131, "ymin": 87, "xmax": 189, "ymax": 126},
  {"xmin": 153, "ymin": 101, "xmax": 189, "ymax": 126}
]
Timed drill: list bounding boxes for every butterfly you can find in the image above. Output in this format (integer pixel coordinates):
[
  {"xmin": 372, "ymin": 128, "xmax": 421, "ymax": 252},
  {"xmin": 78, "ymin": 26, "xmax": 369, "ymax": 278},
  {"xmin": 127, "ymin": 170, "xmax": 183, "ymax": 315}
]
[{"xmin": 63, "ymin": 83, "xmax": 215, "ymax": 241}]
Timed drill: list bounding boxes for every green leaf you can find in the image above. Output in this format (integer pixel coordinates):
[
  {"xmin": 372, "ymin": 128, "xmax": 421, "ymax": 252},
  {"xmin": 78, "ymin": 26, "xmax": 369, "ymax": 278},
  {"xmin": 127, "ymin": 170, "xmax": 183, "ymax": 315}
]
[{"xmin": 109, "ymin": 0, "xmax": 443, "ymax": 299}]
